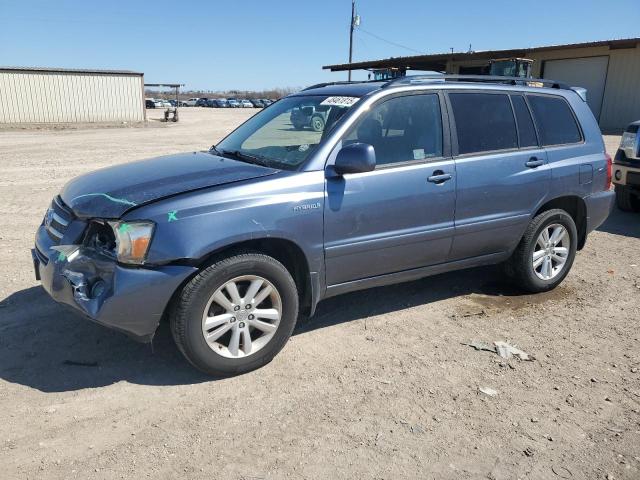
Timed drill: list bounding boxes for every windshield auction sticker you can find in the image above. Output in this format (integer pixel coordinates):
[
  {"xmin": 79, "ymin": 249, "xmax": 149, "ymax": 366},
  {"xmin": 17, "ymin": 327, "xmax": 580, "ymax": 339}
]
[{"xmin": 320, "ymin": 96, "xmax": 359, "ymax": 107}]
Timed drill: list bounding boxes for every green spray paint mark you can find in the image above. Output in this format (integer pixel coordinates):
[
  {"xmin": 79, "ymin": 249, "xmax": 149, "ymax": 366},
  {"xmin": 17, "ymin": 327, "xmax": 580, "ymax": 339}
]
[
  {"xmin": 118, "ymin": 223, "xmax": 132, "ymax": 234},
  {"xmin": 167, "ymin": 210, "xmax": 178, "ymax": 222},
  {"xmin": 57, "ymin": 252, "xmax": 67, "ymax": 262},
  {"xmin": 71, "ymin": 193, "xmax": 137, "ymax": 207}
]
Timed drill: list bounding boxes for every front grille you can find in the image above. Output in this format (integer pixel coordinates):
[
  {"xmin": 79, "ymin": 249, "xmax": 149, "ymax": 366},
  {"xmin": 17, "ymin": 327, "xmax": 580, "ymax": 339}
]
[
  {"xmin": 45, "ymin": 196, "xmax": 74, "ymax": 243},
  {"xmin": 628, "ymin": 172, "xmax": 640, "ymax": 187}
]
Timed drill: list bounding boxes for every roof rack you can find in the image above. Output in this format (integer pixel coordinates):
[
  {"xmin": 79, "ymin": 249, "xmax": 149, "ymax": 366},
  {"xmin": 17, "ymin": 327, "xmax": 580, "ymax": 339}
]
[
  {"xmin": 302, "ymin": 74, "xmax": 571, "ymax": 93},
  {"xmin": 383, "ymin": 74, "xmax": 571, "ymax": 90},
  {"xmin": 301, "ymin": 79, "xmax": 382, "ymax": 91}
]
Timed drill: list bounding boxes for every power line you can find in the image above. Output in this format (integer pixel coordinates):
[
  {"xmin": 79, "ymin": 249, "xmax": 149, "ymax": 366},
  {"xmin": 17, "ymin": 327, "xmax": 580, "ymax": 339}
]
[{"xmin": 357, "ymin": 27, "xmax": 424, "ymax": 55}]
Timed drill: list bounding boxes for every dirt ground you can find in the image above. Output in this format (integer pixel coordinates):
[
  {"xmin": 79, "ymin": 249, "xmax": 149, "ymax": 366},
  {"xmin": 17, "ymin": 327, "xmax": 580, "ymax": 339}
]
[{"xmin": 1, "ymin": 108, "xmax": 639, "ymax": 480}]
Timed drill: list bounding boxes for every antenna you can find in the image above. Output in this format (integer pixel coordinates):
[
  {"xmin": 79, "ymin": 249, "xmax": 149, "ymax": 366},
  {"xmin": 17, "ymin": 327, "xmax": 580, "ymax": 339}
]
[{"xmin": 348, "ymin": 0, "xmax": 357, "ymax": 81}]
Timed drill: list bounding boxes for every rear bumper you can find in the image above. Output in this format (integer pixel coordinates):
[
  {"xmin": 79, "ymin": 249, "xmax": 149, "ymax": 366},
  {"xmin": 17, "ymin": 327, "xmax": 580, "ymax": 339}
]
[
  {"xmin": 584, "ymin": 190, "xmax": 615, "ymax": 234},
  {"xmin": 612, "ymin": 163, "xmax": 640, "ymax": 188},
  {"xmin": 33, "ymin": 239, "xmax": 196, "ymax": 342}
]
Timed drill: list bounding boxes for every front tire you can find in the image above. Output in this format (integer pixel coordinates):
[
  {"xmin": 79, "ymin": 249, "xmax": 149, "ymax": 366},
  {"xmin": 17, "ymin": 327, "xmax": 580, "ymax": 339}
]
[
  {"xmin": 615, "ymin": 185, "xmax": 640, "ymax": 212},
  {"xmin": 171, "ymin": 253, "xmax": 299, "ymax": 376},
  {"xmin": 506, "ymin": 209, "xmax": 577, "ymax": 293}
]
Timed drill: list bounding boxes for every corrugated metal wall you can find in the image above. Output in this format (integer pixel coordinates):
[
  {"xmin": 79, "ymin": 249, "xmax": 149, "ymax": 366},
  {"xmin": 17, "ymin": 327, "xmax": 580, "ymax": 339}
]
[
  {"xmin": 598, "ymin": 47, "xmax": 640, "ymax": 132},
  {"xmin": 0, "ymin": 71, "xmax": 144, "ymax": 124}
]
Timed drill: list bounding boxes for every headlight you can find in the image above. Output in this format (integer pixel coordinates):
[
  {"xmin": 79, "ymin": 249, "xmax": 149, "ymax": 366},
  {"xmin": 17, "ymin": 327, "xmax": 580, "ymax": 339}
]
[
  {"xmin": 620, "ymin": 132, "xmax": 636, "ymax": 150},
  {"xmin": 109, "ymin": 221, "xmax": 155, "ymax": 264},
  {"xmin": 620, "ymin": 131, "xmax": 640, "ymax": 159}
]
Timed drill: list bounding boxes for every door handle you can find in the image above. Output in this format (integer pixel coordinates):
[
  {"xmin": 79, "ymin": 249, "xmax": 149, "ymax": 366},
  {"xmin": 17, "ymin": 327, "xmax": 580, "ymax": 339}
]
[
  {"xmin": 427, "ymin": 171, "xmax": 453, "ymax": 184},
  {"xmin": 525, "ymin": 157, "xmax": 544, "ymax": 168}
]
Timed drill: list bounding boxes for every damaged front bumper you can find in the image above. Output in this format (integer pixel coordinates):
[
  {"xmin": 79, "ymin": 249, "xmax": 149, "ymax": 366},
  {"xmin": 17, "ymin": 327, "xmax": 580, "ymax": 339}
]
[{"xmin": 33, "ymin": 227, "xmax": 197, "ymax": 343}]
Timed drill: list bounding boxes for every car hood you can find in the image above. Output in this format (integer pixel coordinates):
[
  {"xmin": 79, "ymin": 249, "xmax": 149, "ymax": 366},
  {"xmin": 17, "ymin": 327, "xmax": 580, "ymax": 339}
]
[{"xmin": 60, "ymin": 151, "xmax": 279, "ymax": 218}]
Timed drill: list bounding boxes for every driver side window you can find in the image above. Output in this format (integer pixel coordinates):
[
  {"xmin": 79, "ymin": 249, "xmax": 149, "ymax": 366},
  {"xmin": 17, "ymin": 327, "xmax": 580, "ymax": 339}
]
[{"xmin": 344, "ymin": 94, "xmax": 443, "ymax": 166}]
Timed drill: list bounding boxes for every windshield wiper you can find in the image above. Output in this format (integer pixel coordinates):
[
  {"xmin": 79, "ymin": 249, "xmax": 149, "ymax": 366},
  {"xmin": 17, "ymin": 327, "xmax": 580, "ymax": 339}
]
[{"xmin": 218, "ymin": 149, "xmax": 274, "ymax": 168}]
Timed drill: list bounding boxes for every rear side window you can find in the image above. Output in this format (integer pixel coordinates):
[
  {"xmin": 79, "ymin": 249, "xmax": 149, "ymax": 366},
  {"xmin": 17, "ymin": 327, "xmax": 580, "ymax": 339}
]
[
  {"xmin": 449, "ymin": 93, "xmax": 518, "ymax": 154},
  {"xmin": 510, "ymin": 95, "xmax": 538, "ymax": 148},
  {"xmin": 527, "ymin": 95, "xmax": 582, "ymax": 146}
]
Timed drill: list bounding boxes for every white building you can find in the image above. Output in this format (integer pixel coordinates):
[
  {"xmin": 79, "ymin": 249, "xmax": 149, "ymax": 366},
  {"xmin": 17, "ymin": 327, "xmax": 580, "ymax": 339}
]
[{"xmin": 0, "ymin": 67, "xmax": 145, "ymax": 124}]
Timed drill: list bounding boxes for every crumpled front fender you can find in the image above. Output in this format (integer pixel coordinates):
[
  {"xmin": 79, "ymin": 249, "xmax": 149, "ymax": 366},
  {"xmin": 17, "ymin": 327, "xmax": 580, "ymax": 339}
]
[{"xmin": 35, "ymin": 242, "xmax": 197, "ymax": 342}]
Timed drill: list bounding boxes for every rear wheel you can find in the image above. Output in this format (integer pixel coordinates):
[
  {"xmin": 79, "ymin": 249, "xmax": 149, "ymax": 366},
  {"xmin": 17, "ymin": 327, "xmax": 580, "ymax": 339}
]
[
  {"xmin": 171, "ymin": 253, "xmax": 299, "ymax": 376},
  {"xmin": 506, "ymin": 209, "xmax": 577, "ymax": 293},
  {"xmin": 615, "ymin": 185, "xmax": 640, "ymax": 212}
]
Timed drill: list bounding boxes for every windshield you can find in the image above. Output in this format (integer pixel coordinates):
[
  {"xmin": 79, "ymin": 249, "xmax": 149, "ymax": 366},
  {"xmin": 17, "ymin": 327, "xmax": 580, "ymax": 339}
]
[{"xmin": 215, "ymin": 95, "xmax": 359, "ymax": 170}]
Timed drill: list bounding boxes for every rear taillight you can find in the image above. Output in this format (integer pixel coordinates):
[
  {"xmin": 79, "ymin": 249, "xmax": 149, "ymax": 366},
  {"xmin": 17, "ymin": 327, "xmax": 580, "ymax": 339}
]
[{"xmin": 605, "ymin": 153, "xmax": 612, "ymax": 190}]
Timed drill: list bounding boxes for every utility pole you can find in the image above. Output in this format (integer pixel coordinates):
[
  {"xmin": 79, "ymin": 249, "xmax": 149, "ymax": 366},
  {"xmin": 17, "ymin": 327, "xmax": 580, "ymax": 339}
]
[{"xmin": 348, "ymin": 0, "xmax": 355, "ymax": 81}]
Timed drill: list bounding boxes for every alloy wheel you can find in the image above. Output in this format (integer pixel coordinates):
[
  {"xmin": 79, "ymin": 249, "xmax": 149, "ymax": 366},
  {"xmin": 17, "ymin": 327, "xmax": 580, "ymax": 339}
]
[
  {"xmin": 532, "ymin": 223, "xmax": 569, "ymax": 280},
  {"xmin": 201, "ymin": 275, "xmax": 282, "ymax": 358}
]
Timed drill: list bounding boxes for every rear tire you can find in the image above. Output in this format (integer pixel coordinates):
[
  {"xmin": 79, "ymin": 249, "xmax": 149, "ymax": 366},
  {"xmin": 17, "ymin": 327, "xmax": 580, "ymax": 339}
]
[
  {"xmin": 505, "ymin": 209, "xmax": 577, "ymax": 293},
  {"xmin": 171, "ymin": 253, "xmax": 299, "ymax": 376},
  {"xmin": 615, "ymin": 185, "xmax": 640, "ymax": 212}
]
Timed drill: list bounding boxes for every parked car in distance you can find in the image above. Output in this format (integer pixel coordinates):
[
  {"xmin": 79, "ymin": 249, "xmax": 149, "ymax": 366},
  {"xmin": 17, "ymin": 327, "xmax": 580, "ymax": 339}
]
[
  {"xmin": 227, "ymin": 98, "xmax": 240, "ymax": 108},
  {"xmin": 239, "ymin": 99, "xmax": 253, "ymax": 108},
  {"xmin": 33, "ymin": 75, "xmax": 614, "ymax": 377},
  {"xmin": 250, "ymin": 99, "xmax": 264, "ymax": 108},
  {"xmin": 154, "ymin": 99, "xmax": 171, "ymax": 108},
  {"xmin": 261, "ymin": 99, "xmax": 273, "ymax": 107},
  {"xmin": 612, "ymin": 120, "xmax": 640, "ymax": 212},
  {"xmin": 210, "ymin": 98, "xmax": 229, "ymax": 108},
  {"xmin": 195, "ymin": 98, "xmax": 209, "ymax": 107},
  {"xmin": 145, "ymin": 99, "xmax": 156, "ymax": 109},
  {"xmin": 184, "ymin": 98, "xmax": 200, "ymax": 107}
]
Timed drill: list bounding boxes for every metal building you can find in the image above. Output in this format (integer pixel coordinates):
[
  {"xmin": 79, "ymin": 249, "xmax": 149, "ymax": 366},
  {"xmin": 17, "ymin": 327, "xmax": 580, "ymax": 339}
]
[
  {"xmin": 324, "ymin": 38, "xmax": 640, "ymax": 132},
  {"xmin": 0, "ymin": 67, "xmax": 145, "ymax": 124}
]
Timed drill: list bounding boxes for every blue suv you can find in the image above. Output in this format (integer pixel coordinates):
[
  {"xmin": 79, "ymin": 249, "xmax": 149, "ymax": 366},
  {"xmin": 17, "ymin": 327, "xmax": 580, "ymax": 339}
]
[{"xmin": 33, "ymin": 75, "xmax": 614, "ymax": 376}]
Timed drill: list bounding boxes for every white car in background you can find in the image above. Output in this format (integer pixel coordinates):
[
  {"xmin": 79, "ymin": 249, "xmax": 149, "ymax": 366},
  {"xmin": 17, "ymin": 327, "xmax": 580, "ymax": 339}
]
[{"xmin": 183, "ymin": 98, "xmax": 200, "ymax": 107}]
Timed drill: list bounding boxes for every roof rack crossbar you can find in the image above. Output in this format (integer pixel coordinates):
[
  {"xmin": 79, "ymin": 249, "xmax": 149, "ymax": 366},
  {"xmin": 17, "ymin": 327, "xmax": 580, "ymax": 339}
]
[
  {"xmin": 383, "ymin": 74, "xmax": 570, "ymax": 90},
  {"xmin": 302, "ymin": 78, "xmax": 385, "ymax": 91},
  {"xmin": 302, "ymin": 81, "xmax": 356, "ymax": 91}
]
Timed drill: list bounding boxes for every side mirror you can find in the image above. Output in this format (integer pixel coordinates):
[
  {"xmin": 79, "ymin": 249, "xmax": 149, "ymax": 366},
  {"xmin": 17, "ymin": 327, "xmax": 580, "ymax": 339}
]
[{"xmin": 329, "ymin": 143, "xmax": 376, "ymax": 176}]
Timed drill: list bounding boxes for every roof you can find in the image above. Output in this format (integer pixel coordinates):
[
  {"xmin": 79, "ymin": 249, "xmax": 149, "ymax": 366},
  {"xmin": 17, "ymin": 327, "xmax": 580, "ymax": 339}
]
[
  {"xmin": 0, "ymin": 66, "xmax": 143, "ymax": 76},
  {"xmin": 292, "ymin": 82, "xmax": 385, "ymax": 97},
  {"xmin": 323, "ymin": 37, "xmax": 640, "ymax": 72}
]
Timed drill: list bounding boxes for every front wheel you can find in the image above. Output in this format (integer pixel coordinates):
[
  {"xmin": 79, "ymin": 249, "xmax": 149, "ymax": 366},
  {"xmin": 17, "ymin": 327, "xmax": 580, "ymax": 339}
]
[
  {"xmin": 505, "ymin": 209, "xmax": 578, "ymax": 293},
  {"xmin": 170, "ymin": 253, "xmax": 299, "ymax": 376},
  {"xmin": 615, "ymin": 185, "xmax": 640, "ymax": 212}
]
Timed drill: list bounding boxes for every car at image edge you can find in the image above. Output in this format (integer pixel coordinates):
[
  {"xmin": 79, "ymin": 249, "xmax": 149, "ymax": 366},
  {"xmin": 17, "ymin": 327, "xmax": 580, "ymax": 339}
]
[
  {"xmin": 612, "ymin": 120, "xmax": 640, "ymax": 212},
  {"xmin": 32, "ymin": 75, "xmax": 614, "ymax": 376}
]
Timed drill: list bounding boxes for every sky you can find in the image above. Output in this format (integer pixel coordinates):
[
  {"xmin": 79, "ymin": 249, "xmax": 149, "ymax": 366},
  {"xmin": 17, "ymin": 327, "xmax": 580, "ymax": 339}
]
[{"xmin": 1, "ymin": 0, "xmax": 639, "ymax": 91}]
